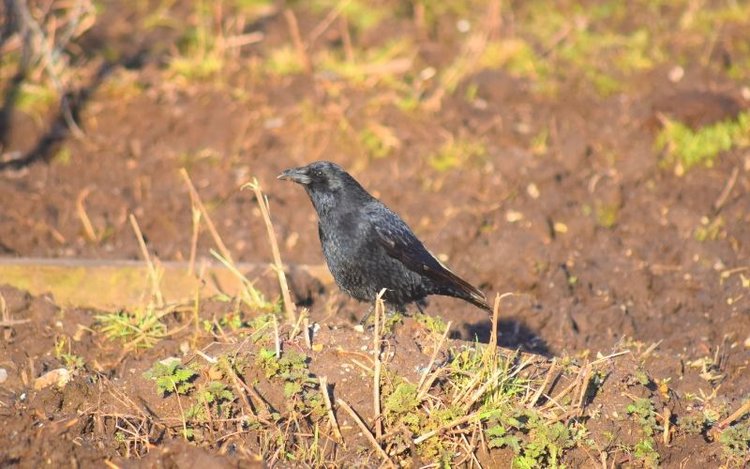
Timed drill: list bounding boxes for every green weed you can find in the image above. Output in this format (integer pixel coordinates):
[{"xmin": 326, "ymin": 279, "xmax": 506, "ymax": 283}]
[
  {"xmin": 626, "ymin": 397, "xmax": 661, "ymax": 467},
  {"xmin": 718, "ymin": 420, "xmax": 750, "ymax": 467},
  {"xmin": 53, "ymin": 336, "xmax": 85, "ymax": 371},
  {"xmin": 144, "ymin": 357, "xmax": 197, "ymax": 397},
  {"xmin": 186, "ymin": 381, "xmax": 235, "ymax": 420},
  {"xmin": 655, "ymin": 111, "xmax": 750, "ymax": 173}
]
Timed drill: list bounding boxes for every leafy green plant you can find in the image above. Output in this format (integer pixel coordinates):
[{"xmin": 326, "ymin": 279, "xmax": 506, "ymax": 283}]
[
  {"xmin": 144, "ymin": 358, "xmax": 197, "ymax": 397},
  {"xmin": 626, "ymin": 398, "xmax": 660, "ymax": 467},
  {"xmin": 718, "ymin": 421, "xmax": 750, "ymax": 467},
  {"xmin": 186, "ymin": 381, "xmax": 235, "ymax": 420},
  {"xmin": 514, "ymin": 418, "xmax": 577, "ymax": 468}
]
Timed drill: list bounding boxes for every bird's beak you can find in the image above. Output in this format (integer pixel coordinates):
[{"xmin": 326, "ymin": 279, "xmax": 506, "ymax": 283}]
[{"xmin": 277, "ymin": 167, "xmax": 311, "ymax": 185}]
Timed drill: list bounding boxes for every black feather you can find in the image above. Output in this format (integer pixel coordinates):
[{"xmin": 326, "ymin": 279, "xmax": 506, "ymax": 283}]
[{"xmin": 279, "ymin": 161, "xmax": 491, "ymax": 317}]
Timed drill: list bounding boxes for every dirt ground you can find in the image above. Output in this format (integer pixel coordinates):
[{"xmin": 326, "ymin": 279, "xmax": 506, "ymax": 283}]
[{"xmin": 1, "ymin": 0, "xmax": 749, "ymax": 467}]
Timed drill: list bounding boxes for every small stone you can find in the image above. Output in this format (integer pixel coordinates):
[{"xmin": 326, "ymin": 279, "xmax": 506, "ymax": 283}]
[
  {"xmin": 0, "ymin": 368, "xmax": 7, "ymax": 384},
  {"xmin": 506, "ymin": 210, "xmax": 524, "ymax": 223},
  {"xmin": 554, "ymin": 222, "xmax": 568, "ymax": 233},
  {"xmin": 527, "ymin": 183, "xmax": 540, "ymax": 199},
  {"xmin": 34, "ymin": 368, "xmax": 70, "ymax": 390},
  {"xmin": 668, "ymin": 66, "xmax": 684, "ymax": 83}
]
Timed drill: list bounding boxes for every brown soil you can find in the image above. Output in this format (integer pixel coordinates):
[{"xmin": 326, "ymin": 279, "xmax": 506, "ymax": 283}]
[{"xmin": 1, "ymin": 1, "xmax": 749, "ymax": 467}]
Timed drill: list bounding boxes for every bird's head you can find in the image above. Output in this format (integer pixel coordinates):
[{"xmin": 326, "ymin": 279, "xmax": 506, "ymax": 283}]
[
  {"xmin": 278, "ymin": 161, "xmax": 367, "ymax": 215},
  {"xmin": 277, "ymin": 161, "xmax": 347, "ymax": 189}
]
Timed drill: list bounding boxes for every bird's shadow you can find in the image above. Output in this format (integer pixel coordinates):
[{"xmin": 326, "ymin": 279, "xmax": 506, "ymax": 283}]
[{"xmin": 451, "ymin": 318, "xmax": 551, "ymax": 357}]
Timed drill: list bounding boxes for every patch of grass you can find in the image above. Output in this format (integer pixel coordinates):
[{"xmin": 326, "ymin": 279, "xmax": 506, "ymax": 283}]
[
  {"xmin": 377, "ymin": 339, "xmax": 589, "ymax": 466},
  {"xmin": 414, "ymin": 312, "xmax": 448, "ymax": 334},
  {"xmin": 165, "ymin": 0, "xmax": 237, "ymax": 81},
  {"xmin": 429, "ymin": 137, "xmax": 487, "ymax": 172},
  {"xmin": 656, "ymin": 111, "xmax": 750, "ymax": 173},
  {"xmin": 516, "ymin": 2, "xmax": 666, "ymax": 97},
  {"xmin": 144, "ymin": 357, "xmax": 197, "ymax": 397},
  {"xmin": 316, "ymin": 38, "xmax": 414, "ymax": 86},
  {"xmin": 96, "ymin": 304, "xmax": 169, "ymax": 349}
]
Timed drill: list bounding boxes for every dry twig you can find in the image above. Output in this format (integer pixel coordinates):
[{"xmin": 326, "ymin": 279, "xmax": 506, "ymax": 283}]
[
  {"xmin": 243, "ymin": 178, "xmax": 297, "ymax": 324},
  {"xmin": 336, "ymin": 397, "xmax": 395, "ymax": 468}
]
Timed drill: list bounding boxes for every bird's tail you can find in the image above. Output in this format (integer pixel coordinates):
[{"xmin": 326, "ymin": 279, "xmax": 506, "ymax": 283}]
[{"xmin": 432, "ymin": 271, "xmax": 491, "ymax": 312}]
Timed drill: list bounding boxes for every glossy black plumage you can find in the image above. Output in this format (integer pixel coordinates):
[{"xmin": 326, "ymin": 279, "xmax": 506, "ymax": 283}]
[{"xmin": 278, "ymin": 161, "xmax": 490, "ymax": 316}]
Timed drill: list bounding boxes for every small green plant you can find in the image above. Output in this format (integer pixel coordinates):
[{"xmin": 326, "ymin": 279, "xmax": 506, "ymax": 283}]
[
  {"xmin": 186, "ymin": 381, "xmax": 235, "ymax": 421},
  {"xmin": 415, "ymin": 312, "xmax": 448, "ymax": 334},
  {"xmin": 626, "ymin": 398, "xmax": 661, "ymax": 467},
  {"xmin": 53, "ymin": 336, "xmax": 84, "ymax": 371},
  {"xmin": 514, "ymin": 418, "xmax": 578, "ymax": 468},
  {"xmin": 384, "ymin": 382, "xmax": 419, "ymax": 417},
  {"xmin": 96, "ymin": 305, "xmax": 169, "ymax": 349},
  {"xmin": 144, "ymin": 358, "xmax": 197, "ymax": 397},
  {"xmin": 718, "ymin": 420, "xmax": 750, "ymax": 467},
  {"xmin": 255, "ymin": 348, "xmax": 325, "ymax": 420},
  {"xmin": 655, "ymin": 111, "xmax": 750, "ymax": 173}
]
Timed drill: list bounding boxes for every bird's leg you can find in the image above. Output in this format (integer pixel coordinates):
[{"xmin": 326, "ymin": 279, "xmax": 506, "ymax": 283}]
[{"xmin": 358, "ymin": 304, "xmax": 375, "ymax": 326}]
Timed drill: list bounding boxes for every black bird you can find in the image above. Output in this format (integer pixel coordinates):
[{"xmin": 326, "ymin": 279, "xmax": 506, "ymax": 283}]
[{"xmin": 278, "ymin": 161, "xmax": 491, "ymax": 320}]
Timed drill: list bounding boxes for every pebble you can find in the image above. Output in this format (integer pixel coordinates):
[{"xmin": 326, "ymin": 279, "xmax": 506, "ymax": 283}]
[
  {"xmin": 34, "ymin": 368, "xmax": 70, "ymax": 390},
  {"xmin": 0, "ymin": 368, "xmax": 7, "ymax": 384}
]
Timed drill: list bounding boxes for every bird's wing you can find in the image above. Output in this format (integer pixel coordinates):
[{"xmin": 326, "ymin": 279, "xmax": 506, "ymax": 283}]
[{"xmin": 368, "ymin": 205, "xmax": 490, "ymax": 310}]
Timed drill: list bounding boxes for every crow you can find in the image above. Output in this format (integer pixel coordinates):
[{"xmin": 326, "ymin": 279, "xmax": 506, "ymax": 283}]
[{"xmin": 278, "ymin": 161, "xmax": 491, "ymax": 321}]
